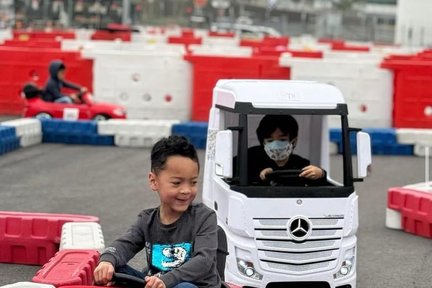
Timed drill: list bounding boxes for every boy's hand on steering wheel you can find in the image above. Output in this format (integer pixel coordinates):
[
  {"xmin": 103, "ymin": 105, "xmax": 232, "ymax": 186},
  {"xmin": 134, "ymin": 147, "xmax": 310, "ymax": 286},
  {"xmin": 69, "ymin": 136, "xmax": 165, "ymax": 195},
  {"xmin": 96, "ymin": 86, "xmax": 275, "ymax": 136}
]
[
  {"xmin": 80, "ymin": 87, "xmax": 88, "ymax": 93},
  {"xmin": 299, "ymin": 165, "xmax": 324, "ymax": 180},
  {"xmin": 259, "ymin": 168, "xmax": 273, "ymax": 180},
  {"xmin": 145, "ymin": 275, "xmax": 166, "ymax": 288},
  {"xmin": 94, "ymin": 261, "xmax": 115, "ymax": 286}
]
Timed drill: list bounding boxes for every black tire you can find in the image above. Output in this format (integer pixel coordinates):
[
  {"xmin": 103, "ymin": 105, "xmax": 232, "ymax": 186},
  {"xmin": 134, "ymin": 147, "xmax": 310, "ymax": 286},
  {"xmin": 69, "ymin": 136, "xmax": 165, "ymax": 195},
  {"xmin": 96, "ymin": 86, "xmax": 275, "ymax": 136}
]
[
  {"xmin": 93, "ymin": 114, "xmax": 109, "ymax": 121},
  {"xmin": 35, "ymin": 112, "xmax": 52, "ymax": 120}
]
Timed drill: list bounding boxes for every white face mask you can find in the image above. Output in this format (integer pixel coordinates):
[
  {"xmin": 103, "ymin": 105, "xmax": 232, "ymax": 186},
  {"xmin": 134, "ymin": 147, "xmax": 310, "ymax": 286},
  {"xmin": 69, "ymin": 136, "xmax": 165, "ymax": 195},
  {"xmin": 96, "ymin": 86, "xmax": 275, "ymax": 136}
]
[{"xmin": 264, "ymin": 140, "xmax": 294, "ymax": 161}]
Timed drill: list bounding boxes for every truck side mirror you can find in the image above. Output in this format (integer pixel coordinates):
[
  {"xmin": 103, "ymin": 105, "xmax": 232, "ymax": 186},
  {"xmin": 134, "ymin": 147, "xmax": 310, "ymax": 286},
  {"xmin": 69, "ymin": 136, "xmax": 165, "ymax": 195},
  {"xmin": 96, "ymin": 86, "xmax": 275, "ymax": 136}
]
[
  {"xmin": 215, "ymin": 130, "xmax": 233, "ymax": 178},
  {"xmin": 356, "ymin": 132, "xmax": 372, "ymax": 178}
]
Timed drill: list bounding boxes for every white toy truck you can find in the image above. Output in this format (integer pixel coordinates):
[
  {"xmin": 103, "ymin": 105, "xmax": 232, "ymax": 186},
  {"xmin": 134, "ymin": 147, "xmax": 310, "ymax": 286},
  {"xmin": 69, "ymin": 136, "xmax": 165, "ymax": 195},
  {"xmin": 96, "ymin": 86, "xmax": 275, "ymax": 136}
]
[{"xmin": 203, "ymin": 80, "xmax": 372, "ymax": 288}]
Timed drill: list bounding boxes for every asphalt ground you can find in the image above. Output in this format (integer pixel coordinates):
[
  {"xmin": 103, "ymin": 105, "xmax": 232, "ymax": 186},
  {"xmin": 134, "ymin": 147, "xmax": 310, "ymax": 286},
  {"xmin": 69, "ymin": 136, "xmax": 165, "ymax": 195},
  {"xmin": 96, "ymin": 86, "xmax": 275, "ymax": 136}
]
[{"xmin": 0, "ymin": 143, "xmax": 431, "ymax": 287}]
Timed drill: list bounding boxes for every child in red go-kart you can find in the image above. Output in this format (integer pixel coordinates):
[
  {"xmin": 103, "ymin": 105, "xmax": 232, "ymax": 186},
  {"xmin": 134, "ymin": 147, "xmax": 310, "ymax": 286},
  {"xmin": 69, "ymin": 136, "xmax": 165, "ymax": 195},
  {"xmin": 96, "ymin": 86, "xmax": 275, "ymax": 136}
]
[
  {"xmin": 43, "ymin": 60, "xmax": 87, "ymax": 104},
  {"xmin": 21, "ymin": 61, "xmax": 126, "ymax": 121}
]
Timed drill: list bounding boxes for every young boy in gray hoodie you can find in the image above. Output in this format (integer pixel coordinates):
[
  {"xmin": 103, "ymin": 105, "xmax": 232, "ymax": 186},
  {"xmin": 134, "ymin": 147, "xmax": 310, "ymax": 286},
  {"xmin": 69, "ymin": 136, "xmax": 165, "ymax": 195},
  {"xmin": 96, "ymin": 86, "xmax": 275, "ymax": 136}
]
[{"xmin": 94, "ymin": 136, "xmax": 221, "ymax": 288}]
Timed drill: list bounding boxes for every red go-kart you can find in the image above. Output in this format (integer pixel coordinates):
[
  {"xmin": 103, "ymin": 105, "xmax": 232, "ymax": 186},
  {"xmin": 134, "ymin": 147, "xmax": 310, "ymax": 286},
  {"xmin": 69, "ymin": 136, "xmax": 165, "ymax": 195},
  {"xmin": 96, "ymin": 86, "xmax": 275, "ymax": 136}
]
[{"xmin": 23, "ymin": 91, "xmax": 127, "ymax": 121}]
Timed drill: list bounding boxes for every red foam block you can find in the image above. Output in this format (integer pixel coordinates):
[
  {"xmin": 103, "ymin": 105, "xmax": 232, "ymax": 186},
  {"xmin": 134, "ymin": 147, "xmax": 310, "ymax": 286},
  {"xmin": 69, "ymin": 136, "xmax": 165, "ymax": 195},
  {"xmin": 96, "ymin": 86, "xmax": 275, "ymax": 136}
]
[
  {"xmin": 33, "ymin": 249, "xmax": 99, "ymax": 286},
  {"xmin": 0, "ymin": 211, "xmax": 99, "ymax": 265},
  {"xmin": 387, "ymin": 187, "xmax": 432, "ymax": 238}
]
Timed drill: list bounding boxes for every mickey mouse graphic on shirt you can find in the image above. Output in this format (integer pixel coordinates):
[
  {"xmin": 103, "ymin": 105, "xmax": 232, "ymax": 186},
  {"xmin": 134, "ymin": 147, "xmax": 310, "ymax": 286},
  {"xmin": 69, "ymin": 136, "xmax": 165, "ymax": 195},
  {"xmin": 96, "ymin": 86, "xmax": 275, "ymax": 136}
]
[{"xmin": 151, "ymin": 242, "xmax": 192, "ymax": 271}]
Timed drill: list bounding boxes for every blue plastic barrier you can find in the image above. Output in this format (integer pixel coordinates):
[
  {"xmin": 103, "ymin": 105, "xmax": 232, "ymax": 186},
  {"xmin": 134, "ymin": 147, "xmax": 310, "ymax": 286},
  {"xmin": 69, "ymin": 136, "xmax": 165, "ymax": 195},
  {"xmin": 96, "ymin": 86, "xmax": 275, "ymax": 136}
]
[
  {"xmin": 172, "ymin": 122, "xmax": 208, "ymax": 149},
  {"xmin": 41, "ymin": 119, "xmax": 114, "ymax": 146},
  {"xmin": 329, "ymin": 128, "xmax": 414, "ymax": 156},
  {"xmin": 0, "ymin": 126, "xmax": 20, "ymax": 155}
]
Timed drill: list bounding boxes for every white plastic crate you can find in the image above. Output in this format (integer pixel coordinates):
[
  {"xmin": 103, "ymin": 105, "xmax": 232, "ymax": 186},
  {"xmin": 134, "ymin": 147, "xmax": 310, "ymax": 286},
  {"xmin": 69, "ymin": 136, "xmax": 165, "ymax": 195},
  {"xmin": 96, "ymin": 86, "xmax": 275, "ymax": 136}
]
[
  {"xmin": 74, "ymin": 28, "xmax": 94, "ymax": 40},
  {"xmin": 98, "ymin": 119, "xmax": 180, "ymax": 136},
  {"xmin": 60, "ymin": 222, "xmax": 105, "ymax": 251},
  {"xmin": 63, "ymin": 40, "xmax": 184, "ymax": 53},
  {"xmin": 202, "ymin": 36, "xmax": 239, "ymax": 47},
  {"xmin": 20, "ymin": 133, "xmax": 42, "ymax": 147},
  {"xmin": 1, "ymin": 118, "xmax": 42, "ymax": 137},
  {"xmin": 114, "ymin": 133, "xmax": 162, "ymax": 148},
  {"xmin": 131, "ymin": 33, "xmax": 167, "ymax": 44},
  {"xmin": 189, "ymin": 44, "xmax": 252, "ymax": 57},
  {"xmin": 0, "ymin": 28, "xmax": 12, "ymax": 44},
  {"xmin": 88, "ymin": 50, "xmax": 191, "ymax": 121},
  {"xmin": 280, "ymin": 55, "xmax": 393, "ymax": 128},
  {"xmin": 0, "ymin": 282, "xmax": 55, "ymax": 288},
  {"xmin": 396, "ymin": 128, "xmax": 432, "ymax": 145},
  {"xmin": 385, "ymin": 208, "xmax": 402, "ymax": 230}
]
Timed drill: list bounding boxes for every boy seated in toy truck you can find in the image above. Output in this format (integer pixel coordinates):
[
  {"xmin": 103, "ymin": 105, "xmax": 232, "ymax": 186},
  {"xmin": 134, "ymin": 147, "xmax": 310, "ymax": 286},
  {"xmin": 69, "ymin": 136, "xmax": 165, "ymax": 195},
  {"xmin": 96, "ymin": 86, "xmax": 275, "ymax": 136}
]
[{"xmin": 94, "ymin": 136, "xmax": 221, "ymax": 288}]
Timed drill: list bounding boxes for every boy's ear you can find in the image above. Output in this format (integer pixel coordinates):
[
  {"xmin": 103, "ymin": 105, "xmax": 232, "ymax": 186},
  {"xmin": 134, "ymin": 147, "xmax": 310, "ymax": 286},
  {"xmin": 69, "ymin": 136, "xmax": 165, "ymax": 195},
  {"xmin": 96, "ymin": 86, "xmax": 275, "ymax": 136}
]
[
  {"xmin": 148, "ymin": 172, "xmax": 158, "ymax": 191},
  {"xmin": 291, "ymin": 137, "xmax": 298, "ymax": 148}
]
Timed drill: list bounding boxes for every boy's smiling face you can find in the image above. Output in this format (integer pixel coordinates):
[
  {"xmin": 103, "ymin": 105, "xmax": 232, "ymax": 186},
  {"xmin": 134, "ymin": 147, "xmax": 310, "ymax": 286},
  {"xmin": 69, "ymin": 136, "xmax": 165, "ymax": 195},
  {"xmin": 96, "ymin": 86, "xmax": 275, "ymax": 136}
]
[{"xmin": 149, "ymin": 155, "xmax": 199, "ymax": 224}]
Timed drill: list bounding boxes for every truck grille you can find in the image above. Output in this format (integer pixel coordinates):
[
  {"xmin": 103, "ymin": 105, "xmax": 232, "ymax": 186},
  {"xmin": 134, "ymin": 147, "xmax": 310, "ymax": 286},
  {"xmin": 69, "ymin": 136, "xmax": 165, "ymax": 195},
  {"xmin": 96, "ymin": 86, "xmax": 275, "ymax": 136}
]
[{"xmin": 253, "ymin": 217, "xmax": 344, "ymax": 274}]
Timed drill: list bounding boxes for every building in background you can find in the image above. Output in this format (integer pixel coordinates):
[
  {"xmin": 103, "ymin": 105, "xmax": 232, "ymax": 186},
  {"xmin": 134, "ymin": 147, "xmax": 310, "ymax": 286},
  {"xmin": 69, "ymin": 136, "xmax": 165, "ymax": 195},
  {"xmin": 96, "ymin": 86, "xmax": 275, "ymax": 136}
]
[
  {"xmin": 395, "ymin": 0, "xmax": 432, "ymax": 47},
  {"xmin": 0, "ymin": 0, "xmax": 402, "ymax": 44}
]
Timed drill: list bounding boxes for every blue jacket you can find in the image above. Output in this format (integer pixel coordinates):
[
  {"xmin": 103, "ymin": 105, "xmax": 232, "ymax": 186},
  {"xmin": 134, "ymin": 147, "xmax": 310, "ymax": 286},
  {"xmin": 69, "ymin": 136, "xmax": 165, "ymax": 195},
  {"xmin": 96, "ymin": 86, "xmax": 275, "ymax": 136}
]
[{"xmin": 43, "ymin": 60, "xmax": 81, "ymax": 102}]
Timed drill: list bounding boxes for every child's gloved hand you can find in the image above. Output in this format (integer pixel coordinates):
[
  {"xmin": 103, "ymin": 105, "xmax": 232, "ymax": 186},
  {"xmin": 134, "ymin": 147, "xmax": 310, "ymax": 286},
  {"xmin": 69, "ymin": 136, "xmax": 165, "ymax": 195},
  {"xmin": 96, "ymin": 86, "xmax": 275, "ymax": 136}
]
[
  {"xmin": 299, "ymin": 165, "xmax": 324, "ymax": 180},
  {"xmin": 94, "ymin": 261, "xmax": 115, "ymax": 286},
  {"xmin": 259, "ymin": 168, "xmax": 274, "ymax": 180},
  {"xmin": 145, "ymin": 275, "xmax": 166, "ymax": 288}
]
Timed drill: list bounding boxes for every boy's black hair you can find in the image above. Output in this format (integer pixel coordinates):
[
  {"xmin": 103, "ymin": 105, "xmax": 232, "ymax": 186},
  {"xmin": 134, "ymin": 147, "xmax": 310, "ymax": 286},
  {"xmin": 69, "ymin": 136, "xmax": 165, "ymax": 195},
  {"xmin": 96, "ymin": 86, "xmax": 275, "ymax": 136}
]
[
  {"xmin": 256, "ymin": 114, "xmax": 298, "ymax": 145},
  {"xmin": 151, "ymin": 135, "xmax": 199, "ymax": 174}
]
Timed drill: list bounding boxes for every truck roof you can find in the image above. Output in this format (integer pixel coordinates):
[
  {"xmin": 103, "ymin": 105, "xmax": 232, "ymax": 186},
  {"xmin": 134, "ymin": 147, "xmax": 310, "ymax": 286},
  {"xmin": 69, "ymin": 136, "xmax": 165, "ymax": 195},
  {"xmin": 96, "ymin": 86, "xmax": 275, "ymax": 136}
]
[{"xmin": 213, "ymin": 80, "xmax": 346, "ymax": 110}]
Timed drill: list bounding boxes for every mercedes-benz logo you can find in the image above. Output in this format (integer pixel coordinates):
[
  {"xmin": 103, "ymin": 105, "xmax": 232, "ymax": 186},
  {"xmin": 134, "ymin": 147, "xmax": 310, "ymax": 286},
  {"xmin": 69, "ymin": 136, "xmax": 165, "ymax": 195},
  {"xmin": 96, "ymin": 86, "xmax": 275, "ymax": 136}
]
[{"xmin": 287, "ymin": 216, "xmax": 312, "ymax": 242}]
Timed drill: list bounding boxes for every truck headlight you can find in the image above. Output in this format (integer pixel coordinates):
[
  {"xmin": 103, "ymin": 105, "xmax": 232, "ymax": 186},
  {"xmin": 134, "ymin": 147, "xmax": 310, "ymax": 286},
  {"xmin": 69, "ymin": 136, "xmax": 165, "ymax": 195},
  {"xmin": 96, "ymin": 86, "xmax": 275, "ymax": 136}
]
[
  {"xmin": 334, "ymin": 248, "xmax": 355, "ymax": 279},
  {"xmin": 236, "ymin": 258, "xmax": 263, "ymax": 280}
]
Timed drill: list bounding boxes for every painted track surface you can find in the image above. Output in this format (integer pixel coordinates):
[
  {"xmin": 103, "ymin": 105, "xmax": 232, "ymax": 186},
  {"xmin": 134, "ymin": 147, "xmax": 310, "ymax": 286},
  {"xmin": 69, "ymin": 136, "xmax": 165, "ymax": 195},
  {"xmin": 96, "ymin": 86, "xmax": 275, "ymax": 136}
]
[{"xmin": 0, "ymin": 144, "xmax": 431, "ymax": 287}]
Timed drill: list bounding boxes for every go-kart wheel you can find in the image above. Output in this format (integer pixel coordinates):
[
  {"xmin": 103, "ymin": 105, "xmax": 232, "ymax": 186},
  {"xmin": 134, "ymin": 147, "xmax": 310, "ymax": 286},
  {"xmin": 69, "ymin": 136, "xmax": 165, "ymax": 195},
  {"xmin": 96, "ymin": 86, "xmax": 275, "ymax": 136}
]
[
  {"xmin": 112, "ymin": 272, "xmax": 145, "ymax": 288},
  {"xmin": 93, "ymin": 114, "xmax": 109, "ymax": 121},
  {"xmin": 265, "ymin": 169, "xmax": 305, "ymax": 186},
  {"xmin": 35, "ymin": 112, "xmax": 52, "ymax": 120}
]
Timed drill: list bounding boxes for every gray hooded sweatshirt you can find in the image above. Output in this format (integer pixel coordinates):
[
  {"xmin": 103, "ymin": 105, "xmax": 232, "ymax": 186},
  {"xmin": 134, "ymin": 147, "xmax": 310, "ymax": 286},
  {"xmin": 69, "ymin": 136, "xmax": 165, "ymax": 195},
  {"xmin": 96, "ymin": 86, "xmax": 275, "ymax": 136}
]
[{"xmin": 100, "ymin": 203, "xmax": 221, "ymax": 288}]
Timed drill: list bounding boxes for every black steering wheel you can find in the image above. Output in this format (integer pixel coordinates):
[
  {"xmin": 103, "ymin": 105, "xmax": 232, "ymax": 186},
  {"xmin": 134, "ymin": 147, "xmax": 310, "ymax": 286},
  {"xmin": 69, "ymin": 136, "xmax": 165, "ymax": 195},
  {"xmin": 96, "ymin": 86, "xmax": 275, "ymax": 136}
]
[
  {"xmin": 265, "ymin": 169, "xmax": 305, "ymax": 186},
  {"xmin": 111, "ymin": 272, "xmax": 145, "ymax": 288}
]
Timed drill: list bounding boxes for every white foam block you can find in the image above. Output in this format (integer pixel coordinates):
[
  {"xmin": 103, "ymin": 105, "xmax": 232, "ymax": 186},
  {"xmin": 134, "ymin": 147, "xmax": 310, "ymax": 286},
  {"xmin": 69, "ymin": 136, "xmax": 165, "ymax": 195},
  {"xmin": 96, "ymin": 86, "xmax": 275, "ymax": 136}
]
[
  {"xmin": 1, "ymin": 118, "xmax": 42, "ymax": 136},
  {"xmin": 60, "ymin": 222, "xmax": 105, "ymax": 251},
  {"xmin": 385, "ymin": 208, "xmax": 402, "ymax": 230},
  {"xmin": 0, "ymin": 282, "xmax": 55, "ymax": 288},
  {"xmin": 20, "ymin": 133, "xmax": 42, "ymax": 147},
  {"xmin": 98, "ymin": 119, "xmax": 180, "ymax": 136},
  {"xmin": 396, "ymin": 128, "xmax": 432, "ymax": 145},
  {"xmin": 114, "ymin": 133, "xmax": 161, "ymax": 148}
]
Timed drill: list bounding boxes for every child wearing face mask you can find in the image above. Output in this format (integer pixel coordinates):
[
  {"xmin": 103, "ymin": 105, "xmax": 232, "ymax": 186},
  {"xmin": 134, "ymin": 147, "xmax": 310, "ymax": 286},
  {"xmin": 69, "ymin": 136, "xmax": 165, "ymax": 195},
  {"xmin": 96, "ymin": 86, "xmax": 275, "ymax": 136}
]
[{"xmin": 247, "ymin": 114, "xmax": 326, "ymax": 185}]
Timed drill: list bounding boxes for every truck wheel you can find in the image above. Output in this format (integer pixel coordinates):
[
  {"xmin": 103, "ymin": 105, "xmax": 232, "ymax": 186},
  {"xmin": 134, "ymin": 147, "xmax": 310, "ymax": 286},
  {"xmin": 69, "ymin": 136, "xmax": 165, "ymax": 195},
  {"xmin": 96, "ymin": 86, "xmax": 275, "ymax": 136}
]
[
  {"xmin": 93, "ymin": 114, "xmax": 109, "ymax": 121},
  {"xmin": 35, "ymin": 112, "xmax": 52, "ymax": 120}
]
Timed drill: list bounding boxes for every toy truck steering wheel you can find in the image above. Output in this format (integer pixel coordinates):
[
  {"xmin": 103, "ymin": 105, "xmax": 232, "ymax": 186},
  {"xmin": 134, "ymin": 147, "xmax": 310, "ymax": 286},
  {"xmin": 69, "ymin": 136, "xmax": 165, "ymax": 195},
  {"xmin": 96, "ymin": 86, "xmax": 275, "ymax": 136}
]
[
  {"xmin": 112, "ymin": 272, "xmax": 145, "ymax": 288},
  {"xmin": 265, "ymin": 169, "xmax": 305, "ymax": 186}
]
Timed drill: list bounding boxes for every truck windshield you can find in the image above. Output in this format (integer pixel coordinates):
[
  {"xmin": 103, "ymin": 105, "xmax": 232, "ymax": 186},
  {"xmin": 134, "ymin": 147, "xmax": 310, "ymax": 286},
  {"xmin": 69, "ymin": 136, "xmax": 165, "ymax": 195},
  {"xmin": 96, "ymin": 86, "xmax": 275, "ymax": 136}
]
[{"xmin": 222, "ymin": 111, "xmax": 354, "ymax": 198}]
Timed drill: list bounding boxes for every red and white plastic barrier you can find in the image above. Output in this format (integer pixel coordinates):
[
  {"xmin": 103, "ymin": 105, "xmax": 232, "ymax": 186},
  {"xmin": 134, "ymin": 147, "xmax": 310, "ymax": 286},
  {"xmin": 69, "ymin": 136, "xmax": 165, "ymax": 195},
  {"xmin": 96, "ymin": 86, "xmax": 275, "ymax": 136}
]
[
  {"xmin": 280, "ymin": 54, "xmax": 393, "ymax": 128},
  {"xmin": 32, "ymin": 249, "xmax": 99, "ymax": 286},
  {"xmin": 386, "ymin": 185, "xmax": 432, "ymax": 238},
  {"xmin": 83, "ymin": 49, "xmax": 191, "ymax": 121},
  {"xmin": 0, "ymin": 211, "xmax": 99, "ymax": 265}
]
